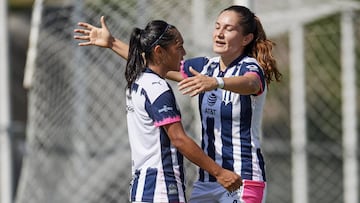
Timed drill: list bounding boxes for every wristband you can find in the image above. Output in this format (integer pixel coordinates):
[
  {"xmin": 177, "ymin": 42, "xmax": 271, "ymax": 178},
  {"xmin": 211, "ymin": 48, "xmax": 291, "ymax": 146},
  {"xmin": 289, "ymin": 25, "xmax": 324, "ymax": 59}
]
[{"xmin": 215, "ymin": 77, "xmax": 224, "ymax": 89}]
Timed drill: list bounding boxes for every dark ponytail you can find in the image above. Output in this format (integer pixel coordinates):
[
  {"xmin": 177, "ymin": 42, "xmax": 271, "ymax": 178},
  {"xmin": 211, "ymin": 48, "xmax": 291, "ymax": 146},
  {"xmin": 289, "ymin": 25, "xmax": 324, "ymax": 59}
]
[
  {"xmin": 125, "ymin": 28, "xmax": 145, "ymax": 89},
  {"xmin": 125, "ymin": 28, "xmax": 145, "ymax": 88},
  {"xmin": 125, "ymin": 20, "xmax": 176, "ymax": 89}
]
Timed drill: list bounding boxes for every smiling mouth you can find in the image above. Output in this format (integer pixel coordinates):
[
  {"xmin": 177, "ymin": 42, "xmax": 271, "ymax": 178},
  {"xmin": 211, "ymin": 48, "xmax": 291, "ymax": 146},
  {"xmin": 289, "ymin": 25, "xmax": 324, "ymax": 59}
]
[{"xmin": 215, "ymin": 41, "xmax": 226, "ymax": 46}]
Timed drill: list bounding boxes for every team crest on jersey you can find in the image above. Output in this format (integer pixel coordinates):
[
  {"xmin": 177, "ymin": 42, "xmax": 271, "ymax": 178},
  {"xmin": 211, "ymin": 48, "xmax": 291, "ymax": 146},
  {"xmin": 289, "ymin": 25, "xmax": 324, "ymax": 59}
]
[
  {"xmin": 167, "ymin": 183, "xmax": 178, "ymax": 195},
  {"xmin": 203, "ymin": 62, "xmax": 217, "ymax": 76},
  {"xmin": 210, "ymin": 63, "xmax": 217, "ymax": 69}
]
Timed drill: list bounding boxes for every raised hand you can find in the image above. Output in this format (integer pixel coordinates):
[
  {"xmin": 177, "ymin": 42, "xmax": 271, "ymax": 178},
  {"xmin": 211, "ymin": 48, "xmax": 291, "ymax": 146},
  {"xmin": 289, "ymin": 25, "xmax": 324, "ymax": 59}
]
[{"xmin": 74, "ymin": 16, "xmax": 114, "ymax": 48}]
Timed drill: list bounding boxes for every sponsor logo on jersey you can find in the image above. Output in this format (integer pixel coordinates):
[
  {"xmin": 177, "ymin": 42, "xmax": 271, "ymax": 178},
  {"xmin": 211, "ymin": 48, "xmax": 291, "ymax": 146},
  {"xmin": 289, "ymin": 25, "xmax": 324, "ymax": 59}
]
[
  {"xmin": 152, "ymin": 80, "xmax": 162, "ymax": 85},
  {"xmin": 204, "ymin": 93, "xmax": 218, "ymax": 116},
  {"xmin": 247, "ymin": 65, "xmax": 258, "ymax": 71},
  {"xmin": 158, "ymin": 105, "xmax": 173, "ymax": 113},
  {"xmin": 205, "ymin": 108, "xmax": 216, "ymax": 116},
  {"xmin": 207, "ymin": 93, "xmax": 217, "ymax": 106}
]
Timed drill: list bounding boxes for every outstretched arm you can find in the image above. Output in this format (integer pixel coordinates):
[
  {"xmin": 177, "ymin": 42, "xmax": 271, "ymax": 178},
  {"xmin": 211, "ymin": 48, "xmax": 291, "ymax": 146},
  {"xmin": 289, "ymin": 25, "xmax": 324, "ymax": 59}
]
[
  {"xmin": 74, "ymin": 16, "xmax": 183, "ymax": 81},
  {"xmin": 178, "ymin": 67, "xmax": 261, "ymax": 97},
  {"xmin": 73, "ymin": 16, "xmax": 129, "ymax": 60},
  {"xmin": 164, "ymin": 122, "xmax": 242, "ymax": 192}
]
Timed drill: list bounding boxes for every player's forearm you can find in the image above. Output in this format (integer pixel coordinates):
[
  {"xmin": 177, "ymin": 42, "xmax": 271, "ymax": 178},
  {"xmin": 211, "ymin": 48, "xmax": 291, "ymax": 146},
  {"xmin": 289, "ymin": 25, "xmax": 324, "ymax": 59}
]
[
  {"xmin": 165, "ymin": 122, "xmax": 222, "ymax": 178},
  {"xmin": 110, "ymin": 37, "xmax": 129, "ymax": 60},
  {"xmin": 222, "ymin": 76, "xmax": 260, "ymax": 95},
  {"xmin": 175, "ymin": 136, "xmax": 222, "ymax": 178},
  {"xmin": 165, "ymin": 71, "xmax": 183, "ymax": 82}
]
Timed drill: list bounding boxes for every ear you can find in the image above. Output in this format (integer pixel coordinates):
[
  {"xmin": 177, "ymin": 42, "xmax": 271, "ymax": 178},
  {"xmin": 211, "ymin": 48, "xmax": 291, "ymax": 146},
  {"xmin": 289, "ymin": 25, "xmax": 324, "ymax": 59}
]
[
  {"xmin": 152, "ymin": 45, "xmax": 166, "ymax": 65},
  {"xmin": 242, "ymin": 33, "xmax": 254, "ymax": 46},
  {"xmin": 154, "ymin": 45, "xmax": 168, "ymax": 58},
  {"xmin": 153, "ymin": 45, "xmax": 162, "ymax": 54},
  {"xmin": 153, "ymin": 45, "xmax": 166, "ymax": 57}
]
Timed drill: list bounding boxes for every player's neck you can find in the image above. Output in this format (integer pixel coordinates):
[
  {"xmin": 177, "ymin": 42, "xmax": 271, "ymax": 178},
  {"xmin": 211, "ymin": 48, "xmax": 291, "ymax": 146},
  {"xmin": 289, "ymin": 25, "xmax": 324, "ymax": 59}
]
[{"xmin": 219, "ymin": 59, "xmax": 227, "ymax": 71}]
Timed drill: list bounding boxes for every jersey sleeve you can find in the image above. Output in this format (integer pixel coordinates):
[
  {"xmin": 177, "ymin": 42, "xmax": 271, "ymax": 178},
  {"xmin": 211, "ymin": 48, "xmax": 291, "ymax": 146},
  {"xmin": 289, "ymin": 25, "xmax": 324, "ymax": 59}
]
[
  {"xmin": 240, "ymin": 62, "xmax": 266, "ymax": 95},
  {"xmin": 180, "ymin": 57, "xmax": 209, "ymax": 78},
  {"xmin": 148, "ymin": 90, "xmax": 181, "ymax": 127}
]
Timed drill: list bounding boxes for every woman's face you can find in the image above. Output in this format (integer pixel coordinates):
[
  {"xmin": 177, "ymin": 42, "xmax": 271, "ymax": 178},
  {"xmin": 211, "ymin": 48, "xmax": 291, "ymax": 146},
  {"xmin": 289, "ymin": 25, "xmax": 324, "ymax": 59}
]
[
  {"xmin": 212, "ymin": 10, "xmax": 247, "ymax": 61},
  {"xmin": 163, "ymin": 29, "xmax": 186, "ymax": 72}
]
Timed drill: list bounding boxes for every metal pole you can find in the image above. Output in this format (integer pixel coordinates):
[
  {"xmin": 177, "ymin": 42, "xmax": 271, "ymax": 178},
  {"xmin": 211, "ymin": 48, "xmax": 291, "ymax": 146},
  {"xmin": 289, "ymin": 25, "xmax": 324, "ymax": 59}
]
[
  {"xmin": 341, "ymin": 9, "xmax": 358, "ymax": 203},
  {"xmin": 289, "ymin": 0, "xmax": 308, "ymax": 202},
  {"xmin": 191, "ymin": 0, "xmax": 208, "ymax": 55},
  {"xmin": 0, "ymin": 0, "xmax": 13, "ymax": 202},
  {"xmin": 290, "ymin": 24, "xmax": 308, "ymax": 203},
  {"xmin": 23, "ymin": 0, "xmax": 43, "ymax": 89},
  {"xmin": 189, "ymin": 0, "xmax": 205, "ymax": 140},
  {"xmin": 233, "ymin": 0, "xmax": 253, "ymax": 9}
]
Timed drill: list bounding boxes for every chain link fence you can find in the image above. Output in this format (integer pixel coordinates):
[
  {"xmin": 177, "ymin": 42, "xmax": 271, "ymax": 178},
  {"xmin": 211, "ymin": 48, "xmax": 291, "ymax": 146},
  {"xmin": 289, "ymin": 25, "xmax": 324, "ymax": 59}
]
[{"xmin": 14, "ymin": 0, "xmax": 360, "ymax": 203}]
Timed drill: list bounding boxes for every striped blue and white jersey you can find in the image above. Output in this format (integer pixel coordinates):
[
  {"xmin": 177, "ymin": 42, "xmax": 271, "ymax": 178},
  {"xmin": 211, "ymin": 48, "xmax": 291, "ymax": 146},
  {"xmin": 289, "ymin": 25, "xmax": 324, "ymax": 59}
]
[
  {"xmin": 126, "ymin": 68, "xmax": 186, "ymax": 203},
  {"xmin": 181, "ymin": 55, "xmax": 267, "ymax": 182}
]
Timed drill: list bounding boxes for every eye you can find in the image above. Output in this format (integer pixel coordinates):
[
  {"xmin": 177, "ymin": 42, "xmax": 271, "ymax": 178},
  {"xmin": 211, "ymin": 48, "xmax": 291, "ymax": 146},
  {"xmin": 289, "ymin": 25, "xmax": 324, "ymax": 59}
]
[{"xmin": 226, "ymin": 26, "xmax": 234, "ymax": 31}]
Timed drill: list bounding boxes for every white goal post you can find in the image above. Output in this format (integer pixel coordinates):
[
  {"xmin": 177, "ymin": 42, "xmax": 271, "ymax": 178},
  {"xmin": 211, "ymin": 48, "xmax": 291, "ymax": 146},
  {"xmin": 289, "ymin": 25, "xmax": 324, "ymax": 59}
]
[{"xmin": 0, "ymin": 0, "xmax": 12, "ymax": 203}]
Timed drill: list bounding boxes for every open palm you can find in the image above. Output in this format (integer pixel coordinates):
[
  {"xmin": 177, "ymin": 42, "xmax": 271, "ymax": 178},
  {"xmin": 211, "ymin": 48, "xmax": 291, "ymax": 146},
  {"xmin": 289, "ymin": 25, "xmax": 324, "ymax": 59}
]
[{"xmin": 74, "ymin": 16, "xmax": 113, "ymax": 48}]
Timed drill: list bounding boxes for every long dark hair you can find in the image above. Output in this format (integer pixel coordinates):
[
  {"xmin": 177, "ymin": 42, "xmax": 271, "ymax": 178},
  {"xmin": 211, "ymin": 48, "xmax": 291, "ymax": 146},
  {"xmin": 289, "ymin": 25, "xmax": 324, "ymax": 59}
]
[
  {"xmin": 125, "ymin": 20, "xmax": 176, "ymax": 88},
  {"xmin": 221, "ymin": 5, "xmax": 282, "ymax": 85}
]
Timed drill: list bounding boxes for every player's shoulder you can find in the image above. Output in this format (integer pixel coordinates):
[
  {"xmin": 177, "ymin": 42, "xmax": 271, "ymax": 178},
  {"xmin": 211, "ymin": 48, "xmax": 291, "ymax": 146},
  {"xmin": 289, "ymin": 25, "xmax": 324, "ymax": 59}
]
[
  {"xmin": 138, "ymin": 73, "xmax": 170, "ymax": 96},
  {"xmin": 241, "ymin": 56, "xmax": 259, "ymax": 64},
  {"xmin": 239, "ymin": 56, "xmax": 262, "ymax": 70},
  {"xmin": 185, "ymin": 56, "xmax": 220, "ymax": 66}
]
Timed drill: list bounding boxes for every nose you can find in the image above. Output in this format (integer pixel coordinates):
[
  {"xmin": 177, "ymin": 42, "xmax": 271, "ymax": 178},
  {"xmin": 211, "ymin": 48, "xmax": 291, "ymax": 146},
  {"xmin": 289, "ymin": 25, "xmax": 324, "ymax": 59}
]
[
  {"xmin": 182, "ymin": 48, "xmax": 186, "ymax": 56},
  {"xmin": 215, "ymin": 28, "xmax": 224, "ymax": 38}
]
